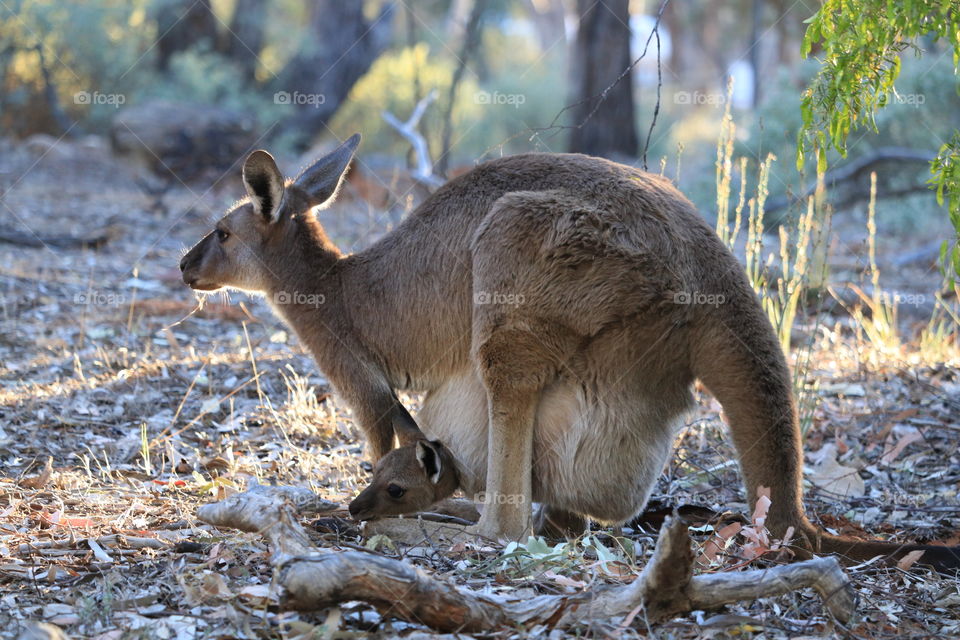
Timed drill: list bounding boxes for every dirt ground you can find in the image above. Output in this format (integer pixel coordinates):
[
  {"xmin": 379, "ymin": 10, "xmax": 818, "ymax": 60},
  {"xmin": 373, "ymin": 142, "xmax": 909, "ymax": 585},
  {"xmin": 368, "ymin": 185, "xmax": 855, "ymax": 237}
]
[{"xmin": 0, "ymin": 136, "xmax": 958, "ymax": 639}]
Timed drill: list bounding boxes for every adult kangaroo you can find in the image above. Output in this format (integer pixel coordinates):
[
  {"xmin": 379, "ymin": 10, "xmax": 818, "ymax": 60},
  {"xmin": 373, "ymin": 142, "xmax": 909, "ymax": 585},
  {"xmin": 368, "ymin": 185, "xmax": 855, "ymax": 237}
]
[{"xmin": 180, "ymin": 134, "xmax": 958, "ymax": 570}]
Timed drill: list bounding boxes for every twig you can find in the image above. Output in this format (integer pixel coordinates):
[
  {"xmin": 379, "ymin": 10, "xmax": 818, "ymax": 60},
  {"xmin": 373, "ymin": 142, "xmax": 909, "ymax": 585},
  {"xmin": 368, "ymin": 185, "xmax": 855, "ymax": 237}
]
[
  {"xmin": 641, "ymin": 24, "xmax": 663, "ymax": 170},
  {"xmin": 480, "ymin": 0, "xmax": 670, "ymax": 160}
]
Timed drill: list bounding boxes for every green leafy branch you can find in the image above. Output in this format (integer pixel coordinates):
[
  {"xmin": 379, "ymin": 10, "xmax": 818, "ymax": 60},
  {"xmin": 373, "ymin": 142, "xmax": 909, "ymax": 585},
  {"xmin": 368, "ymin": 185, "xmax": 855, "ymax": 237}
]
[{"xmin": 798, "ymin": 0, "xmax": 960, "ymax": 274}]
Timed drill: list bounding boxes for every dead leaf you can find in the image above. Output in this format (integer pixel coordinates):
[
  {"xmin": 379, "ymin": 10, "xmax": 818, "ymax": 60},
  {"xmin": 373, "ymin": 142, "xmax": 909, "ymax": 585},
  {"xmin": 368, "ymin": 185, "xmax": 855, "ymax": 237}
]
[
  {"xmin": 543, "ymin": 570, "xmax": 588, "ymax": 589},
  {"xmin": 200, "ymin": 573, "xmax": 234, "ymax": 600},
  {"xmin": 808, "ymin": 443, "xmax": 865, "ymax": 498},
  {"xmin": 896, "ymin": 549, "xmax": 925, "ymax": 571},
  {"xmin": 880, "ymin": 429, "xmax": 924, "ymax": 465},
  {"xmin": 20, "ymin": 457, "xmax": 53, "ymax": 489},
  {"xmin": 697, "ymin": 521, "xmax": 743, "ymax": 566},
  {"xmin": 87, "ymin": 538, "xmax": 112, "ymax": 563}
]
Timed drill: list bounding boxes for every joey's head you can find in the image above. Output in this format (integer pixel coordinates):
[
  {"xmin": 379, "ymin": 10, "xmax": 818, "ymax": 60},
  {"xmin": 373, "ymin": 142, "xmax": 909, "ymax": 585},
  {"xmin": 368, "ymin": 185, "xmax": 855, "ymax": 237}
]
[
  {"xmin": 179, "ymin": 134, "xmax": 361, "ymax": 293},
  {"xmin": 349, "ymin": 439, "xmax": 459, "ymax": 521}
]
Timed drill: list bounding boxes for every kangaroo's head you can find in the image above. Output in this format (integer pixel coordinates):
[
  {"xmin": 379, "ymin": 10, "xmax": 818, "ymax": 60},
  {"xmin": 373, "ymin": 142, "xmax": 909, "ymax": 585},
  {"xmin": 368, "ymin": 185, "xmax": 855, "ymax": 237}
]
[
  {"xmin": 180, "ymin": 134, "xmax": 361, "ymax": 293},
  {"xmin": 349, "ymin": 439, "xmax": 460, "ymax": 521}
]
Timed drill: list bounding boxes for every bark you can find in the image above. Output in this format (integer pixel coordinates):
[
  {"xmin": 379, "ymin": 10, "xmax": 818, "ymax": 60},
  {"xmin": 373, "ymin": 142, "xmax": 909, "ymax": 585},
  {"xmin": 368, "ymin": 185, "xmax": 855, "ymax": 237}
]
[{"xmin": 567, "ymin": 0, "xmax": 638, "ymax": 157}]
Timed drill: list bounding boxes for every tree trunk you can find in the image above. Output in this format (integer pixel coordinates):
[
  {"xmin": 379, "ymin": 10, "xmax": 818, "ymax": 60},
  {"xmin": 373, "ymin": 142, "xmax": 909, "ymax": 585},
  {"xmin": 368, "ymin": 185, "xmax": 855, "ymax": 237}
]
[
  {"xmin": 277, "ymin": 0, "xmax": 394, "ymax": 152},
  {"xmin": 567, "ymin": 0, "xmax": 638, "ymax": 158},
  {"xmin": 223, "ymin": 0, "xmax": 266, "ymax": 79},
  {"xmin": 154, "ymin": 0, "xmax": 218, "ymax": 71}
]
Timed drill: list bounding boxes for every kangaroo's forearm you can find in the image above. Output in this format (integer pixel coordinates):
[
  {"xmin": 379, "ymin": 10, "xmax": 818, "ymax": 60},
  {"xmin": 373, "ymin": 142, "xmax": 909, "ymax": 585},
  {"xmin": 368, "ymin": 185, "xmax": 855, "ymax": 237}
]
[{"xmin": 306, "ymin": 334, "xmax": 423, "ymax": 459}]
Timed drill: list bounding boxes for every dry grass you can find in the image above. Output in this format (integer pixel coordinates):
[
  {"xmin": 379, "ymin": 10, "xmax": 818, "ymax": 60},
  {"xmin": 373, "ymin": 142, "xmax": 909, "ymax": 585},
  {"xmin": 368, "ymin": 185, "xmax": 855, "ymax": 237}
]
[{"xmin": 0, "ymin": 138, "xmax": 958, "ymax": 639}]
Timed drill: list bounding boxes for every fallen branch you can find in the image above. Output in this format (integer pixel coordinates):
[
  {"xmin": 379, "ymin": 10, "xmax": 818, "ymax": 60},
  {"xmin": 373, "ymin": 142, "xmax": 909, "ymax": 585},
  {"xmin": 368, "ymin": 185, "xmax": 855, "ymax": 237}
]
[
  {"xmin": 0, "ymin": 223, "xmax": 119, "ymax": 249},
  {"xmin": 382, "ymin": 90, "xmax": 444, "ymax": 188},
  {"xmin": 197, "ymin": 485, "xmax": 857, "ymax": 633},
  {"xmin": 765, "ymin": 146, "xmax": 935, "ymax": 214}
]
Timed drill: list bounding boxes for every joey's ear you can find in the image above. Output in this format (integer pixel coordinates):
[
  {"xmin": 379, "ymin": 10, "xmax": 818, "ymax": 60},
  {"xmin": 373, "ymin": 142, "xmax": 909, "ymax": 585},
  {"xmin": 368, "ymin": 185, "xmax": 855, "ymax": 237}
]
[
  {"xmin": 415, "ymin": 440, "xmax": 442, "ymax": 484},
  {"xmin": 293, "ymin": 133, "xmax": 360, "ymax": 207},
  {"xmin": 243, "ymin": 150, "xmax": 285, "ymax": 222}
]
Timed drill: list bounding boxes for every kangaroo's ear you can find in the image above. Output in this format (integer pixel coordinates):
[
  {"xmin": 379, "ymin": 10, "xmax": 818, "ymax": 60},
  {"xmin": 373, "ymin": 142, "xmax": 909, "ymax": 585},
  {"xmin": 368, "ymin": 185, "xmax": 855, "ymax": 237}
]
[
  {"xmin": 415, "ymin": 440, "xmax": 442, "ymax": 484},
  {"xmin": 293, "ymin": 133, "xmax": 361, "ymax": 207},
  {"xmin": 243, "ymin": 150, "xmax": 285, "ymax": 222}
]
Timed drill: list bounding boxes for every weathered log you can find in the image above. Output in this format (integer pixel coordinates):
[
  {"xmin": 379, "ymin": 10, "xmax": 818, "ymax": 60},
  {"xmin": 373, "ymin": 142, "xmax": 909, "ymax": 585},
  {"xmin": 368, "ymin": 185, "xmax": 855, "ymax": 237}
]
[
  {"xmin": 0, "ymin": 223, "xmax": 118, "ymax": 249},
  {"xmin": 197, "ymin": 486, "xmax": 857, "ymax": 633},
  {"xmin": 110, "ymin": 100, "xmax": 256, "ymax": 181}
]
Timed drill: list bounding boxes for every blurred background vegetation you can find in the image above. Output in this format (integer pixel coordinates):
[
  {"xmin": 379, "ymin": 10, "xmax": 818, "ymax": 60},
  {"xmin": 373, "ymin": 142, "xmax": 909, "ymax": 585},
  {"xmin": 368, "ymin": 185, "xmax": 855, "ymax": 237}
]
[{"xmin": 1, "ymin": 0, "xmax": 958, "ymax": 237}]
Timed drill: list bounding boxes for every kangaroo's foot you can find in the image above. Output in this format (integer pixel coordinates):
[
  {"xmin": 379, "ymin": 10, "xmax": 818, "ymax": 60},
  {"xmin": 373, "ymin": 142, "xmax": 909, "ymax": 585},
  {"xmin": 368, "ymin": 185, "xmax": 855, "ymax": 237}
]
[
  {"xmin": 534, "ymin": 505, "xmax": 587, "ymax": 540},
  {"xmin": 470, "ymin": 503, "xmax": 533, "ymax": 543}
]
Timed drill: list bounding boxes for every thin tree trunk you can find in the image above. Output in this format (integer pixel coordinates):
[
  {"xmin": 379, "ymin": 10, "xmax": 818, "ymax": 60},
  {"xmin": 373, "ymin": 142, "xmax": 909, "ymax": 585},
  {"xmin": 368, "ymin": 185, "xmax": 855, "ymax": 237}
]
[
  {"xmin": 35, "ymin": 45, "xmax": 76, "ymax": 137},
  {"xmin": 567, "ymin": 0, "xmax": 638, "ymax": 158},
  {"xmin": 749, "ymin": 0, "xmax": 763, "ymax": 107},
  {"xmin": 154, "ymin": 0, "xmax": 218, "ymax": 71},
  {"xmin": 224, "ymin": 0, "xmax": 266, "ymax": 79}
]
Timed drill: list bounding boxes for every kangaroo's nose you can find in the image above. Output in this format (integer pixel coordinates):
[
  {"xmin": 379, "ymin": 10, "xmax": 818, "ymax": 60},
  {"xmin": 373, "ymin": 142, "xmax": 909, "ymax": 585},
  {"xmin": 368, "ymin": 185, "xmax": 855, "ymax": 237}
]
[{"xmin": 179, "ymin": 254, "xmax": 189, "ymax": 272}]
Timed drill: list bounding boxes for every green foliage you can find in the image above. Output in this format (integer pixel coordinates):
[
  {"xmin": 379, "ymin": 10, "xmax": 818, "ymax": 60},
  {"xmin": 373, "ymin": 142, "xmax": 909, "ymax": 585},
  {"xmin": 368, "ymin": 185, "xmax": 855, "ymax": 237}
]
[
  {"xmin": 798, "ymin": 0, "xmax": 960, "ymax": 274},
  {"xmin": 0, "ymin": 0, "xmax": 150, "ymax": 131},
  {"xmin": 932, "ymin": 131, "xmax": 960, "ymax": 276}
]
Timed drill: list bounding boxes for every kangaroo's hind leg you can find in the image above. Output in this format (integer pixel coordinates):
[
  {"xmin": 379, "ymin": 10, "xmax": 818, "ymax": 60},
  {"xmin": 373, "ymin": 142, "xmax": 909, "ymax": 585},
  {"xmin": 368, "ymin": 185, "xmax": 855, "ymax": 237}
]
[
  {"xmin": 468, "ymin": 192, "xmax": 589, "ymax": 541},
  {"xmin": 534, "ymin": 505, "xmax": 587, "ymax": 540},
  {"xmin": 471, "ymin": 324, "xmax": 556, "ymax": 540}
]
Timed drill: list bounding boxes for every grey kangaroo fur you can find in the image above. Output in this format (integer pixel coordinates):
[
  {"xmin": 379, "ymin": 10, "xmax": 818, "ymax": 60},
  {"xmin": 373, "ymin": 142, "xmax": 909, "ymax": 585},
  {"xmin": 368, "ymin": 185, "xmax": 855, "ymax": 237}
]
[{"xmin": 181, "ymin": 134, "xmax": 959, "ymax": 570}]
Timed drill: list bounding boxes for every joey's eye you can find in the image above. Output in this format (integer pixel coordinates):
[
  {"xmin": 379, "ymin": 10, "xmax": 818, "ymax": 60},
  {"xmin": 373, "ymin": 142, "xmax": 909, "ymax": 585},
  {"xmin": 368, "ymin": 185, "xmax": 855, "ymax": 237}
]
[
  {"xmin": 216, "ymin": 228, "xmax": 230, "ymax": 242},
  {"xmin": 387, "ymin": 483, "xmax": 405, "ymax": 499}
]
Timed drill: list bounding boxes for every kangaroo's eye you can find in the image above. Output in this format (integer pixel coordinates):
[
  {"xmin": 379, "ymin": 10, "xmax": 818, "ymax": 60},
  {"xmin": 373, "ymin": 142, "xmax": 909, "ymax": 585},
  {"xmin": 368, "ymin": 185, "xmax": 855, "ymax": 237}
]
[
  {"xmin": 387, "ymin": 483, "xmax": 405, "ymax": 499},
  {"xmin": 216, "ymin": 228, "xmax": 230, "ymax": 242}
]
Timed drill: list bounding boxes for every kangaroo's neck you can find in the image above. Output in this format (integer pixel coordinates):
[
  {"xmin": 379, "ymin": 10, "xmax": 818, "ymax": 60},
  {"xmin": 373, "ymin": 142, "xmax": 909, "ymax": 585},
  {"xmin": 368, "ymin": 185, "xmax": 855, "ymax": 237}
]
[
  {"xmin": 262, "ymin": 213, "xmax": 428, "ymax": 458},
  {"xmin": 263, "ymin": 214, "xmax": 372, "ymax": 374}
]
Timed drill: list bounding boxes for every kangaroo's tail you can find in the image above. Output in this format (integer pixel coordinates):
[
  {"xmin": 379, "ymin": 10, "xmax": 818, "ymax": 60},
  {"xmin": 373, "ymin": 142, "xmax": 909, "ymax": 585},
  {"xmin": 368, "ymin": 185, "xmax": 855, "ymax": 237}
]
[{"xmin": 687, "ymin": 253, "xmax": 958, "ymax": 573}]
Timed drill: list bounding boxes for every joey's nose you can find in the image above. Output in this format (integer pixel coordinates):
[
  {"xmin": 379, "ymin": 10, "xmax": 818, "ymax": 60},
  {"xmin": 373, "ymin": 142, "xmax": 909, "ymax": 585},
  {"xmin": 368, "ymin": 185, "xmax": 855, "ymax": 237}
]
[
  {"xmin": 179, "ymin": 255, "xmax": 188, "ymax": 272},
  {"xmin": 348, "ymin": 500, "xmax": 362, "ymax": 520},
  {"xmin": 348, "ymin": 495, "xmax": 371, "ymax": 521}
]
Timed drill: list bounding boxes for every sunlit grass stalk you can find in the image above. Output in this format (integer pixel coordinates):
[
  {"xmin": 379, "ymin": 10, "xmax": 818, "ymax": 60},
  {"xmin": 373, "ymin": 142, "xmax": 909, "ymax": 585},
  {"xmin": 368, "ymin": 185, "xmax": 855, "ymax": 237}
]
[
  {"xmin": 851, "ymin": 172, "xmax": 900, "ymax": 357},
  {"xmin": 140, "ymin": 422, "xmax": 152, "ymax": 476},
  {"xmin": 714, "ymin": 85, "xmax": 735, "ymax": 247},
  {"xmin": 920, "ymin": 293, "xmax": 960, "ymax": 361}
]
